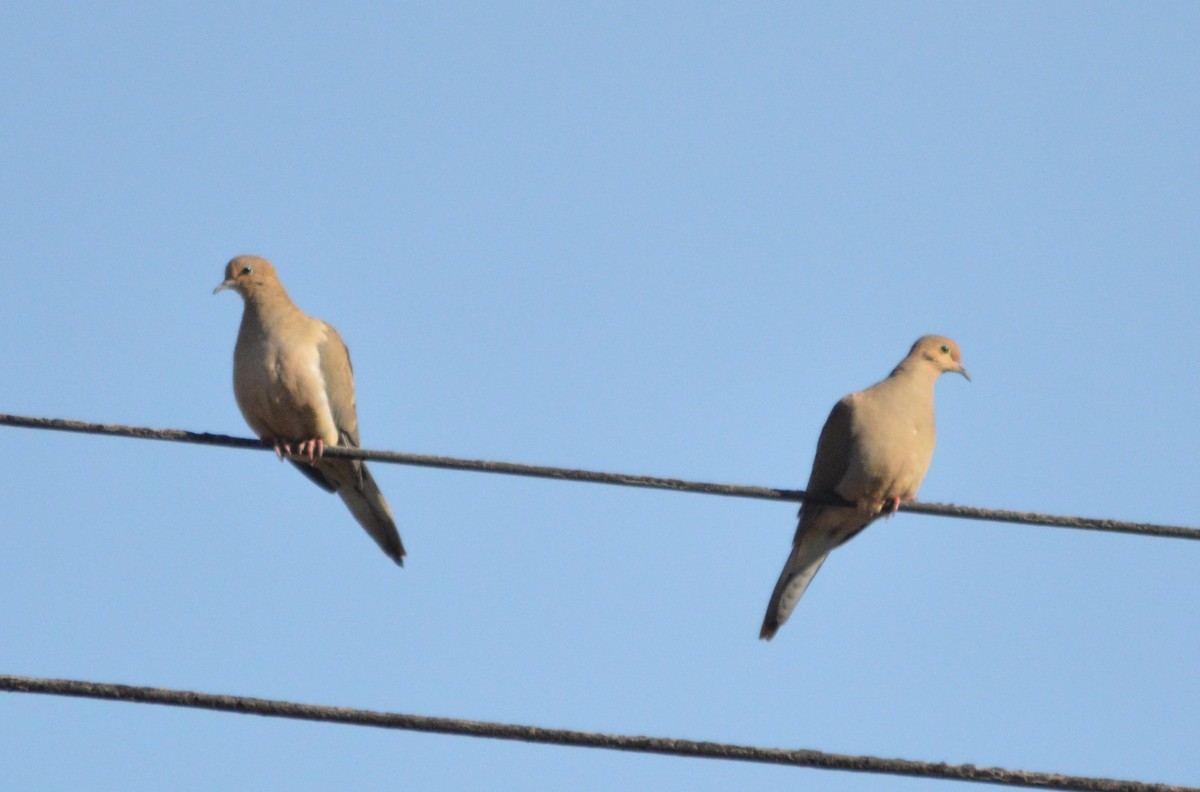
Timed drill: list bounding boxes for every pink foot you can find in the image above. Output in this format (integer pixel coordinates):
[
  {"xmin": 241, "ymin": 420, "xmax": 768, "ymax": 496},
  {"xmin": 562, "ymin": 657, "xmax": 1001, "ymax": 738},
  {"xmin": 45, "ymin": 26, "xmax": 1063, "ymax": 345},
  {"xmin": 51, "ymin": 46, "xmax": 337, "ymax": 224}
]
[
  {"xmin": 296, "ymin": 438, "xmax": 325, "ymax": 463},
  {"xmin": 273, "ymin": 440, "xmax": 292, "ymax": 461},
  {"xmin": 884, "ymin": 494, "xmax": 916, "ymax": 519}
]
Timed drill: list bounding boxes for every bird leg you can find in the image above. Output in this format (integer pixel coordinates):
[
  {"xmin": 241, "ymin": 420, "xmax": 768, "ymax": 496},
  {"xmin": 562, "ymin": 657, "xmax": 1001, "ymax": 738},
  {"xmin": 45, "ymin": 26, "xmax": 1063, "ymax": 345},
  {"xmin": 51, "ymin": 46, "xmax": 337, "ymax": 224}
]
[
  {"xmin": 296, "ymin": 438, "xmax": 325, "ymax": 463},
  {"xmin": 884, "ymin": 494, "xmax": 916, "ymax": 519},
  {"xmin": 270, "ymin": 439, "xmax": 324, "ymax": 463}
]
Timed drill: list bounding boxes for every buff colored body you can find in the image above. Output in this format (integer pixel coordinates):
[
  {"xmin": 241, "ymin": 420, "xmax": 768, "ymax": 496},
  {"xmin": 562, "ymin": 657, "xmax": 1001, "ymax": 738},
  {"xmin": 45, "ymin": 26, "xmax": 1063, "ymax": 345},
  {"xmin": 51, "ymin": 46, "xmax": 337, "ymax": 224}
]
[
  {"xmin": 760, "ymin": 335, "xmax": 968, "ymax": 640},
  {"xmin": 215, "ymin": 255, "xmax": 405, "ymax": 566}
]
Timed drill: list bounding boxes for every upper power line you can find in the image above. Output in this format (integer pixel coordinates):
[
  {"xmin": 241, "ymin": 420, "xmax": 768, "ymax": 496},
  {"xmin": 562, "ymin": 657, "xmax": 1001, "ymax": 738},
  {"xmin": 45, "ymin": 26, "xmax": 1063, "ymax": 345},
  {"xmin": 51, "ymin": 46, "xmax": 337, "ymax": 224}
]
[{"xmin": 1, "ymin": 412, "xmax": 1195, "ymax": 541}]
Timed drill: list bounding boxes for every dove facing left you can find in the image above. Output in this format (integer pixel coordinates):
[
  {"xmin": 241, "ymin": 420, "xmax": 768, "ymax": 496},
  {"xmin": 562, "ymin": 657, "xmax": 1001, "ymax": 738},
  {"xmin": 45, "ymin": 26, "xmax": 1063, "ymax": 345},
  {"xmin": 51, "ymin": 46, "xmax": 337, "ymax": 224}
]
[{"xmin": 214, "ymin": 255, "xmax": 405, "ymax": 566}]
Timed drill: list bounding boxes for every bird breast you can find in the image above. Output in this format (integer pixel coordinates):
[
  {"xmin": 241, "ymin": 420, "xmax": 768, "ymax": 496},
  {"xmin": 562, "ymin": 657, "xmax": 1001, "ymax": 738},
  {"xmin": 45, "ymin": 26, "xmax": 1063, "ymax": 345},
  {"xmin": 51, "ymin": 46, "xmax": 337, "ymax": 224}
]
[
  {"xmin": 836, "ymin": 392, "xmax": 936, "ymax": 508},
  {"xmin": 233, "ymin": 315, "xmax": 338, "ymax": 445}
]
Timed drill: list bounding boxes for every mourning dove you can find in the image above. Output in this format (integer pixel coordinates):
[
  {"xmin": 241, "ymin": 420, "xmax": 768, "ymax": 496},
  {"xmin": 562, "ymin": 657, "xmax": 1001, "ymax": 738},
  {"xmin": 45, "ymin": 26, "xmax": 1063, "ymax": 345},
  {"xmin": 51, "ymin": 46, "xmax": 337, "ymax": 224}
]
[
  {"xmin": 759, "ymin": 335, "xmax": 969, "ymax": 640},
  {"xmin": 214, "ymin": 255, "xmax": 405, "ymax": 566}
]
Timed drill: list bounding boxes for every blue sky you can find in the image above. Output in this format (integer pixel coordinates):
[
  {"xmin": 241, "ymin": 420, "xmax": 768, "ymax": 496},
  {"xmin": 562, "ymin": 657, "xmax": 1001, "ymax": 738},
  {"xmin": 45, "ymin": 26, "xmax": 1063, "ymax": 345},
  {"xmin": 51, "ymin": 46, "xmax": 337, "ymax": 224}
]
[{"xmin": 1, "ymin": 3, "xmax": 1198, "ymax": 790}]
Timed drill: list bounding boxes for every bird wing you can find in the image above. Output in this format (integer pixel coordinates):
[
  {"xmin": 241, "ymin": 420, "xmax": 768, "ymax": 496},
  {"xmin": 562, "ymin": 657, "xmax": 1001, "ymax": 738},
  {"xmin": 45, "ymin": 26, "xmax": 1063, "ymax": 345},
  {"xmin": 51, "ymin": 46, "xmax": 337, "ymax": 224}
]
[{"xmin": 793, "ymin": 394, "xmax": 857, "ymax": 543}]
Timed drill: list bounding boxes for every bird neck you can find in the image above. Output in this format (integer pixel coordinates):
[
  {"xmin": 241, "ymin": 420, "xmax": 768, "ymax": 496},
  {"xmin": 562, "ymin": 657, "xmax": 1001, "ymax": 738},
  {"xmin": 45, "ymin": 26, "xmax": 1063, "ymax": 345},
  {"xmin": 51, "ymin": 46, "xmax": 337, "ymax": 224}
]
[
  {"xmin": 239, "ymin": 285, "xmax": 301, "ymax": 331},
  {"xmin": 887, "ymin": 358, "xmax": 942, "ymax": 391}
]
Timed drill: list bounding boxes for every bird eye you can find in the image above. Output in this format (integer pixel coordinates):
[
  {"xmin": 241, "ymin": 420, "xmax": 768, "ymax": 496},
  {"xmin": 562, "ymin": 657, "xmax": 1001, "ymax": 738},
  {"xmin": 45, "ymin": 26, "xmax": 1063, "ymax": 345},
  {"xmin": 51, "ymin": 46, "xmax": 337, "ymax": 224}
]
[
  {"xmin": 240, "ymin": 266, "xmax": 253, "ymax": 275},
  {"xmin": 939, "ymin": 344, "xmax": 950, "ymax": 354}
]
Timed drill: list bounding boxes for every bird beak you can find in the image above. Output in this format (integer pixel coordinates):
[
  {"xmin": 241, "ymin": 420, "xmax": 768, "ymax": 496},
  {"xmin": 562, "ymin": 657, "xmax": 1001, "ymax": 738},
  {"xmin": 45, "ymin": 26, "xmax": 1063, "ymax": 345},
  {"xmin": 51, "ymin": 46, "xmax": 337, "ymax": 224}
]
[
  {"xmin": 213, "ymin": 279, "xmax": 235, "ymax": 295},
  {"xmin": 955, "ymin": 365, "xmax": 971, "ymax": 382}
]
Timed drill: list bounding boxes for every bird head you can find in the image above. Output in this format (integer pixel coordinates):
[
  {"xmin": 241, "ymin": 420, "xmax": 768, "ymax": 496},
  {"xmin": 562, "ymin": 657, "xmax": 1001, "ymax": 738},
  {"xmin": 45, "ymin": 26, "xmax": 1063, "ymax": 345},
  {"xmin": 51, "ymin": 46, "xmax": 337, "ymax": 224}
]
[
  {"xmin": 213, "ymin": 255, "xmax": 279, "ymax": 298},
  {"xmin": 910, "ymin": 335, "xmax": 970, "ymax": 381}
]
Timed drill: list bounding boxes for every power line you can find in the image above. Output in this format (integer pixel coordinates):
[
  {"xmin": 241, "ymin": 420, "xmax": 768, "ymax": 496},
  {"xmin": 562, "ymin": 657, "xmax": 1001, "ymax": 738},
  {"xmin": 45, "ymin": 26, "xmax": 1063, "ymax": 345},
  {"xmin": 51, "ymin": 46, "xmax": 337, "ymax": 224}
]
[
  {"xmin": 2, "ymin": 412, "xmax": 1195, "ymax": 542},
  {"xmin": 1, "ymin": 673, "xmax": 1190, "ymax": 792},
  {"xmin": 1, "ymin": 421, "xmax": 1193, "ymax": 789}
]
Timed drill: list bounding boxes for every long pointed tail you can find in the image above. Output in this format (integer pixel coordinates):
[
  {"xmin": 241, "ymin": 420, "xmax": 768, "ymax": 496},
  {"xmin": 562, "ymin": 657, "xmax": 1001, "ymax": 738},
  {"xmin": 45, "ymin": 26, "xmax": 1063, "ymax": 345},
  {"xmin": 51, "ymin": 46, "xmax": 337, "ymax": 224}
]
[
  {"xmin": 759, "ymin": 549, "xmax": 829, "ymax": 640},
  {"xmin": 337, "ymin": 464, "xmax": 405, "ymax": 566}
]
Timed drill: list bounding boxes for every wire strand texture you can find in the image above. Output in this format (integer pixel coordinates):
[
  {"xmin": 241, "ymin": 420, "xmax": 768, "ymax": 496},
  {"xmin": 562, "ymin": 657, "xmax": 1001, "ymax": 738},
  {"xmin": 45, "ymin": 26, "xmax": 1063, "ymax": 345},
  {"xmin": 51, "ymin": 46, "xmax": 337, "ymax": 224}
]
[
  {"xmin": 0, "ymin": 674, "xmax": 1192, "ymax": 792},
  {"xmin": 1, "ymin": 412, "xmax": 1194, "ymax": 541}
]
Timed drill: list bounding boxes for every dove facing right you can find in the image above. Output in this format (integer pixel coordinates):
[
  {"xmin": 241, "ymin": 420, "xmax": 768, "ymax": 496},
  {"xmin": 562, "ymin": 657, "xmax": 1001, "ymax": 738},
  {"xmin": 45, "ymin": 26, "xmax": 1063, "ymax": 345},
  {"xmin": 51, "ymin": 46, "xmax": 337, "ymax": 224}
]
[{"xmin": 759, "ymin": 335, "xmax": 969, "ymax": 640}]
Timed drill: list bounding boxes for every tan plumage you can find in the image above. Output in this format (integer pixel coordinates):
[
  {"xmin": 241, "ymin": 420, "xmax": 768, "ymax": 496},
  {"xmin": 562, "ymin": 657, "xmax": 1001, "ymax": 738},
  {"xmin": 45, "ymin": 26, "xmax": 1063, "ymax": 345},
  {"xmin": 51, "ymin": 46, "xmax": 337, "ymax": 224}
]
[
  {"xmin": 215, "ymin": 255, "xmax": 405, "ymax": 566},
  {"xmin": 759, "ymin": 335, "xmax": 969, "ymax": 640}
]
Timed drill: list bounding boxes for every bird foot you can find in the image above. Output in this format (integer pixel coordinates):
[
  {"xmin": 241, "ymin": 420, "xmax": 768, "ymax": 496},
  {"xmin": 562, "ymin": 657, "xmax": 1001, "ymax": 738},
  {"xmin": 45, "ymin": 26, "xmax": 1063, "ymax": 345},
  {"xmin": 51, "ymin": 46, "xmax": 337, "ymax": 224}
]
[
  {"xmin": 270, "ymin": 438, "xmax": 324, "ymax": 463},
  {"xmin": 884, "ymin": 496, "xmax": 900, "ymax": 518},
  {"xmin": 884, "ymin": 495, "xmax": 914, "ymax": 519},
  {"xmin": 296, "ymin": 438, "xmax": 325, "ymax": 463}
]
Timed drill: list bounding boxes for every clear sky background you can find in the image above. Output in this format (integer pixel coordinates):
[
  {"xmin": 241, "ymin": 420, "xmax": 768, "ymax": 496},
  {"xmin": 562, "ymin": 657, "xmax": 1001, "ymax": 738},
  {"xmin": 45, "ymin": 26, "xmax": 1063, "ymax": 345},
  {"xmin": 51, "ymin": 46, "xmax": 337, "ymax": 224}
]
[{"xmin": 1, "ymin": 3, "xmax": 1197, "ymax": 790}]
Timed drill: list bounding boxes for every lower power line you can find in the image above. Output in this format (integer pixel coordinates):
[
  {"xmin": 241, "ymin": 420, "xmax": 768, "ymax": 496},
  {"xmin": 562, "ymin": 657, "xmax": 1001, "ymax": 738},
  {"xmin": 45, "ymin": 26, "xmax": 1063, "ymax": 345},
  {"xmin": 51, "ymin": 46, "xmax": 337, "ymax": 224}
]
[{"xmin": 0, "ymin": 674, "xmax": 1191, "ymax": 792}]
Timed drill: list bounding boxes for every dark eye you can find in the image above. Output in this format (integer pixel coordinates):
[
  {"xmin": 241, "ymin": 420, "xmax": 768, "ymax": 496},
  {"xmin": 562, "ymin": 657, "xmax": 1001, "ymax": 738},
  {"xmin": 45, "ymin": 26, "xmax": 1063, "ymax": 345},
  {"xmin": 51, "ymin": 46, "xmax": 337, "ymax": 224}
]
[
  {"xmin": 240, "ymin": 266, "xmax": 253, "ymax": 275},
  {"xmin": 939, "ymin": 344, "xmax": 950, "ymax": 354}
]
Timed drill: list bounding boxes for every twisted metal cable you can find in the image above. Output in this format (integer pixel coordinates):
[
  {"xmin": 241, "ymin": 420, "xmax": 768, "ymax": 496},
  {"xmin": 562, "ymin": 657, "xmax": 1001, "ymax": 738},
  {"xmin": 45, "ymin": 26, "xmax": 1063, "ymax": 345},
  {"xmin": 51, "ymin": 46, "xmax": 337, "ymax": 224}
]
[
  {"xmin": 1, "ymin": 412, "xmax": 1195, "ymax": 541},
  {"xmin": 0, "ymin": 674, "xmax": 1191, "ymax": 792}
]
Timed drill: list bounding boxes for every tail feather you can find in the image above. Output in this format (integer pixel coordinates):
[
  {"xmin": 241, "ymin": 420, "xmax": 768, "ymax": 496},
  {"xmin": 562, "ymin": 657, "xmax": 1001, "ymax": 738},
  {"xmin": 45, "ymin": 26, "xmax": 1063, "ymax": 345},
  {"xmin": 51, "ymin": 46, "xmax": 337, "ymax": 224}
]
[
  {"xmin": 759, "ymin": 550, "xmax": 829, "ymax": 640},
  {"xmin": 288, "ymin": 459, "xmax": 337, "ymax": 492},
  {"xmin": 760, "ymin": 502, "xmax": 878, "ymax": 640},
  {"xmin": 336, "ymin": 463, "xmax": 405, "ymax": 566}
]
